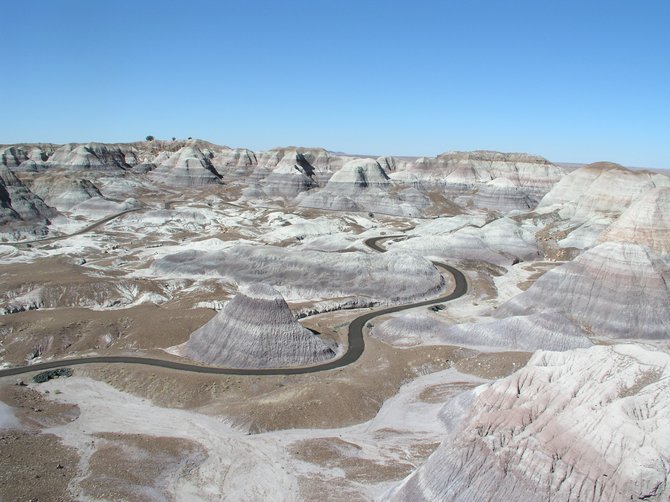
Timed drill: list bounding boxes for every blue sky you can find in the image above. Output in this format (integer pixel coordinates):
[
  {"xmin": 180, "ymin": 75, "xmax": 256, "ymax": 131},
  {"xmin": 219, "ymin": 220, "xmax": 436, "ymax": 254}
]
[{"xmin": 2, "ymin": 0, "xmax": 669, "ymax": 167}]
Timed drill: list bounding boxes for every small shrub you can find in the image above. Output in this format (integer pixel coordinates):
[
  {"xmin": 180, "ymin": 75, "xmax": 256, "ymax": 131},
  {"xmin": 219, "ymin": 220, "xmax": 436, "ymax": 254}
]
[{"xmin": 33, "ymin": 368, "xmax": 73, "ymax": 384}]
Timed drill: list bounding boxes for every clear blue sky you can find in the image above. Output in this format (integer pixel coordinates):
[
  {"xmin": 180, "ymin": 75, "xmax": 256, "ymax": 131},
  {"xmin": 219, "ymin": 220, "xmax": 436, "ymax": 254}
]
[{"xmin": 2, "ymin": 0, "xmax": 669, "ymax": 167}]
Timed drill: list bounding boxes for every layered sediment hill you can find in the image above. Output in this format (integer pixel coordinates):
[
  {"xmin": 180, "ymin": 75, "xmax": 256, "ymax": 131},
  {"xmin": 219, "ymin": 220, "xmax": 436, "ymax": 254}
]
[
  {"xmin": 600, "ymin": 187, "xmax": 670, "ymax": 255},
  {"xmin": 389, "ymin": 345, "xmax": 670, "ymax": 501},
  {"xmin": 372, "ymin": 311, "xmax": 591, "ymax": 351},
  {"xmin": 256, "ymin": 147, "xmax": 342, "ymax": 184},
  {"xmin": 538, "ymin": 162, "xmax": 670, "ymax": 221},
  {"xmin": 260, "ymin": 151, "xmax": 320, "ymax": 198},
  {"xmin": 0, "ymin": 141, "xmax": 570, "ymax": 215},
  {"xmin": 30, "ymin": 176, "xmax": 103, "ymax": 210},
  {"xmin": 391, "ymin": 216, "xmax": 540, "ymax": 266},
  {"xmin": 472, "ymin": 177, "xmax": 537, "ymax": 212},
  {"xmin": 150, "ymin": 145, "xmax": 223, "ymax": 186},
  {"xmin": 298, "ymin": 158, "xmax": 430, "ymax": 217},
  {"xmin": 499, "ymin": 241, "xmax": 670, "ymax": 339},
  {"xmin": 152, "ymin": 244, "xmax": 445, "ymax": 306},
  {"xmin": 185, "ymin": 283, "xmax": 336, "ymax": 368},
  {"xmin": 391, "ymin": 150, "xmax": 564, "ymax": 211},
  {"xmin": 531, "ymin": 162, "xmax": 670, "ymax": 254},
  {"xmin": 1, "ymin": 144, "xmax": 56, "ymax": 172},
  {"xmin": 48, "ymin": 142, "xmax": 137, "ymax": 171}
]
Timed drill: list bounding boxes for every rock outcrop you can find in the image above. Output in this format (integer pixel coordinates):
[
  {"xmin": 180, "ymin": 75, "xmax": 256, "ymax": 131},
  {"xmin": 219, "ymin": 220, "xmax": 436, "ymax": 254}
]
[
  {"xmin": 210, "ymin": 147, "xmax": 257, "ymax": 180},
  {"xmin": 1, "ymin": 144, "xmax": 55, "ymax": 172},
  {"xmin": 0, "ymin": 164, "xmax": 56, "ymax": 238},
  {"xmin": 185, "ymin": 283, "xmax": 336, "ymax": 368},
  {"xmin": 297, "ymin": 157, "xmax": 389, "ymax": 212}
]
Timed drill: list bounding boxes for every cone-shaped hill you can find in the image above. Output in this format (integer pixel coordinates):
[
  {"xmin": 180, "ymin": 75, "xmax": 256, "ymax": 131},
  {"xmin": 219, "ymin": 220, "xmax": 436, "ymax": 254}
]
[{"xmin": 185, "ymin": 283, "xmax": 337, "ymax": 369}]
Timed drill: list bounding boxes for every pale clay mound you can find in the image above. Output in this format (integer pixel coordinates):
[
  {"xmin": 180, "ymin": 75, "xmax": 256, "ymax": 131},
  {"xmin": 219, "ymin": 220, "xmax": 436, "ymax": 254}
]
[
  {"xmin": 388, "ymin": 345, "xmax": 670, "ymax": 502},
  {"xmin": 538, "ymin": 162, "xmax": 670, "ymax": 221},
  {"xmin": 150, "ymin": 145, "xmax": 223, "ymax": 186},
  {"xmin": 534, "ymin": 165, "xmax": 670, "ymax": 254},
  {"xmin": 499, "ymin": 241, "xmax": 670, "ymax": 339},
  {"xmin": 532, "ymin": 164, "xmax": 670, "ymax": 254},
  {"xmin": 29, "ymin": 175, "xmax": 103, "ymax": 210},
  {"xmin": 260, "ymin": 151, "xmax": 319, "ymax": 198},
  {"xmin": 372, "ymin": 311, "xmax": 592, "ymax": 351},
  {"xmin": 394, "ymin": 216, "xmax": 540, "ymax": 266},
  {"xmin": 391, "ymin": 150, "xmax": 564, "ymax": 211},
  {"xmin": 1, "ymin": 144, "xmax": 54, "ymax": 171},
  {"xmin": 472, "ymin": 177, "xmax": 537, "ymax": 212},
  {"xmin": 296, "ymin": 158, "xmax": 428, "ymax": 217},
  {"xmin": 185, "ymin": 283, "xmax": 336, "ymax": 368},
  {"xmin": 151, "ymin": 244, "xmax": 445, "ymax": 304},
  {"xmin": 393, "ymin": 150, "xmax": 562, "ymax": 187},
  {"xmin": 600, "ymin": 187, "xmax": 670, "ymax": 255},
  {"xmin": 48, "ymin": 142, "xmax": 136, "ymax": 171},
  {"xmin": 255, "ymin": 147, "xmax": 343, "ymax": 182}
]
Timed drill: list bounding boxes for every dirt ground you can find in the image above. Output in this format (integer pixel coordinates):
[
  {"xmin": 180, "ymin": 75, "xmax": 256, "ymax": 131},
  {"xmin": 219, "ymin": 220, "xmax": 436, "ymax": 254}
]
[
  {"xmin": 79, "ymin": 433, "xmax": 206, "ymax": 501},
  {"xmin": 0, "ymin": 384, "xmax": 80, "ymax": 502}
]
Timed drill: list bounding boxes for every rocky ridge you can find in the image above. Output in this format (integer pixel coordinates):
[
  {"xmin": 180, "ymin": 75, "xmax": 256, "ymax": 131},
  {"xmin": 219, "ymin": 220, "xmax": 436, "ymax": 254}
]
[{"xmin": 0, "ymin": 140, "xmax": 569, "ymax": 221}]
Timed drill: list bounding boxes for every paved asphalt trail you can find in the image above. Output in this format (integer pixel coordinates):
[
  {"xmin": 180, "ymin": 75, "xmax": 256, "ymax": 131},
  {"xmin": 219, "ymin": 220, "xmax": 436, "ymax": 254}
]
[
  {"xmin": 4, "ymin": 208, "xmax": 144, "ymax": 247},
  {"xmin": 0, "ymin": 234, "xmax": 467, "ymax": 378}
]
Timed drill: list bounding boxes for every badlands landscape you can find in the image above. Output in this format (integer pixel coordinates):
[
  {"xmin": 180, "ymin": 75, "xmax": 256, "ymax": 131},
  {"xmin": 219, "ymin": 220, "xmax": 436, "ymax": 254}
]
[{"xmin": 0, "ymin": 139, "xmax": 669, "ymax": 501}]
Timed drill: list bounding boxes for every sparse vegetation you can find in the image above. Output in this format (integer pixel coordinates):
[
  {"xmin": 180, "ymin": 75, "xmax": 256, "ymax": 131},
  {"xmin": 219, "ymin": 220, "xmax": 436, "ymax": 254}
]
[{"xmin": 33, "ymin": 367, "xmax": 73, "ymax": 383}]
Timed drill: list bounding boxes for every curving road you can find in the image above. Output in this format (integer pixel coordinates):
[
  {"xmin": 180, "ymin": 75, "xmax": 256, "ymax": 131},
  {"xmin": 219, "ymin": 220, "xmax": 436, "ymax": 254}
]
[
  {"xmin": 0, "ymin": 235, "xmax": 467, "ymax": 378},
  {"xmin": 4, "ymin": 207, "xmax": 144, "ymax": 247}
]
